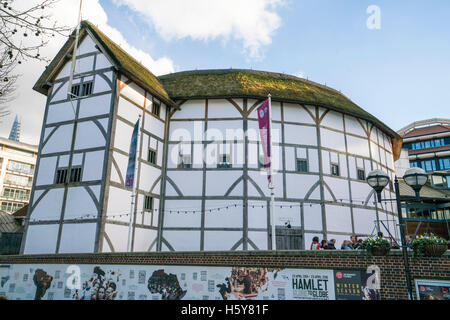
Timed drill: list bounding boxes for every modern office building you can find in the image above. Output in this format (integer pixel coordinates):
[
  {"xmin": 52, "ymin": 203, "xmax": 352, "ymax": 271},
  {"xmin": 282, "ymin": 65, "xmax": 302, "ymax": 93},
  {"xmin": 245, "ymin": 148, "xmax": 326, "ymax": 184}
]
[
  {"xmin": 398, "ymin": 118, "xmax": 450, "ymax": 175},
  {"xmin": 397, "ymin": 119, "xmax": 450, "ymax": 239},
  {"xmin": 21, "ymin": 21, "xmax": 403, "ymax": 254},
  {"xmin": 0, "ymin": 137, "xmax": 38, "ymax": 214}
]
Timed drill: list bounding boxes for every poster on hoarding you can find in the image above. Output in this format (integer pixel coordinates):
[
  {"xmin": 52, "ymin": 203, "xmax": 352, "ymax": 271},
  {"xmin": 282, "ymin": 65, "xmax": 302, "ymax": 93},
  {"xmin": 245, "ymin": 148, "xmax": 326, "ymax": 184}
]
[
  {"xmin": 0, "ymin": 263, "xmax": 382, "ymax": 300},
  {"xmin": 415, "ymin": 279, "xmax": 450, "ymax": 300}
]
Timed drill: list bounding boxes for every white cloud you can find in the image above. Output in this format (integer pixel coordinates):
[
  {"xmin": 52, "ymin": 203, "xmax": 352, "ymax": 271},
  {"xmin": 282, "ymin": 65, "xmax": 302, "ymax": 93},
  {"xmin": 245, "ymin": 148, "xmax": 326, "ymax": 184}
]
[
  {"xmin": 0, "ymin": 0, "xmax": 175, "ymax": 144},
  {"xmin": 113, "ymin": 0, "xmax": 285, "ymax": 59}
]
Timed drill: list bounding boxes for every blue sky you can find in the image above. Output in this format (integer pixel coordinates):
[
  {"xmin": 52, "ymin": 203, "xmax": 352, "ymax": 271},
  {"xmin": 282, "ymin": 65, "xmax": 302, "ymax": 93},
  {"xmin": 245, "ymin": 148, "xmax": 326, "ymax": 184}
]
[
  {"xmin": 2, "ymin": 0, "xmax": 449, "ymax": 144},
  {"xmin": 101, "ymin": 0, "xmax": 450, "ymax": 131}
]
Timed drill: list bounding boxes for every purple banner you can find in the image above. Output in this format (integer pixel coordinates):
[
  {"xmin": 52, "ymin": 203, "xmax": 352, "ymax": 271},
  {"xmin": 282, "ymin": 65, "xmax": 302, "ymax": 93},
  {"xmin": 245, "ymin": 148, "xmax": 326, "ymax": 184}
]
[
  {"xmin": 125, "ymin": 119, "xmax": 139, "ymax": 189},
  {"xmin": 257, "ymin": 99, "xmax": 271, "ymax": 183}
]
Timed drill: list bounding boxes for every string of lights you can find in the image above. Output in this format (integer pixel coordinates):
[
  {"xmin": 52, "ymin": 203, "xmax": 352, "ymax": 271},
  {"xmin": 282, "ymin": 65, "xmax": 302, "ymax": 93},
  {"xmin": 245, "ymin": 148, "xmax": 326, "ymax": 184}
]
[{"xmin": 15, "ymin": 198, "xmax": 396, "ymax": 224}]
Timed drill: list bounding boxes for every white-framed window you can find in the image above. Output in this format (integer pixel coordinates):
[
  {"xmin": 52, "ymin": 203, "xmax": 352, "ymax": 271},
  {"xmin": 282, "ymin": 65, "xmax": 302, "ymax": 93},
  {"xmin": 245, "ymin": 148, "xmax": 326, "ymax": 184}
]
[
  {"xmin": 218, "ymin": 153, "xmax": 232, "ymax": 169},
  {"xmin": 144, "ymin": 196, "xmax": 153, "ymax": 212},
  {"xmin": 357, "ymin": 168, "xmax": 365, "ymax": 181},
  {"xmin": 148, "ymin": 148, "xmax": 157, "ymax": 165},
  {"xmin": 178, "ymin": 154, "xmax": 192, "ymax": 169},
  {"xmin": 331, "ymin": 163, "xmax": 340, "ymax": 176},
  {"xmin": 296, "ymin": 159, "xmax": 308, "ymax": 173}
]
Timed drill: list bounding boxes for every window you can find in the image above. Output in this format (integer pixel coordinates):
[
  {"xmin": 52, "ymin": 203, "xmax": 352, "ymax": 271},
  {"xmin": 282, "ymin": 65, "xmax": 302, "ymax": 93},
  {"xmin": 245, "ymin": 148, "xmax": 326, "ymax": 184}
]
[
  {"xmin": 144, "ymin": 196, "xmax": 153, "ymax": 212},
  {"xmin": 70, "ymin": 167, "xmax": 82, "ymax": 183},
  {"xmin": 152, "ymin": 99, "xmax": 161, "ymax": 117},
  {"xmin": 331, "ymin": 163, "xmax": 340, "ymax": 176},
  {"xmin": 5, "ymin": 174, "xmax": 31, "ymax": 187},
  {"xmin": 2, "ymin": 188, "xmax": 29, "ymax": 201},
  {"xmin": 70, "ymin": 84, "xmax": 80, "ymax": 98},
  {"xmin": 148, "ymin": 149, "xmax": 157, "ymax": 165},
  {"xmin": 1, "ymin": 201, "xmax": 24, "ymax": 213},
  {"xmin": 357, "ymin": 169, "xmax": 365, "ymax": 181},
  {"xmin": 296, "ymin": 159, "xmax": 308, "ymax": 173},
  {"xmin": 178, "ymin": 154, "xmax": 191, "ymax": 169},
  {"xmin": 8, "ymin": 160, "xmax": 33, "ymax": 174},
  {"xmin": 56, "ymin": 168, "xmax": 68, "ymax": 184},
  {"xmin": 82, "ymin": 81, "xmax": 93, "ymax": 96},
  {"xmin": 218, "ymin": 154, "xmax": 232, "ymax": 169}
]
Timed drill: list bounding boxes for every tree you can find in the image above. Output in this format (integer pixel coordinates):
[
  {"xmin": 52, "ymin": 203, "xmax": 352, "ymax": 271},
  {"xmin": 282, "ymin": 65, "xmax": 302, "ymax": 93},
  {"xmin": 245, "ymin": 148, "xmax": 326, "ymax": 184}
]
[{"xmin": 0, "ymin": 0, "xmax": 70, "ymax": 119}]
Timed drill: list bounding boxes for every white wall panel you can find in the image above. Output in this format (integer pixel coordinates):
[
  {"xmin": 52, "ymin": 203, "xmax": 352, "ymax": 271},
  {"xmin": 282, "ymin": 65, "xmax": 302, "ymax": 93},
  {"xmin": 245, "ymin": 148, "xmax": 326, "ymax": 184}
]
[
  {"xmin": 282, "ymin": 103, "xmax": 316, "ymax": 124},
  {"xmin": 347, "ymin": 135, "xmax": 370, "ymax": 158},
  {"xmin": 95, "ymin": 53, "xmax": 112, "ymax": 70},
  {"xmin": 106, "ymin": 186, "xmax": 132, "ymax": 223},
  {"xmin": 285, "ymin": 174, "xmax": 319, "ymax": 199},
  {"xmin": 303, "ymin": 205, "xmax": 322, "ymax": 231},
  {"xmin": 47, "ymin": 102, "xmax": 76, "ymax": 124},
  {"xmin": 41, "ymin": 124, "xmax": 74, "ymax": 154},
  {"xmin": 139, "ymin": 164, "xmax": 161, "ymax": 192},
  {"xmin": 208, "ymin": 99, "xmax": 242, "ymax": 118},
  {"xmin": 64, "ymin": 186, "xmax": 98, "ymax": 220},
  {"xmin": 78, "ymin": 94, "xmax": 112, "ymax": 118},
  {"xmin": 204, "ymin": 200, "xmax": 243, "ymax": 228},
  {"xmin": 247, "ymin": 201, "xmax": 267, "ymax": 229},
  {"xmin": 205, "ymin": 171, "xmax": 241, "ymax": 196},
  {"xmin": 321, "ymin": 111, "xmax": 344, "ymax": 131},
  {"xmin": 171, "ymin": 100, "xmax": 205, "ymax": 119},
  {"xmin": 105, "ymin": 223, "xmax": 129, "ymax": 252},
  {"xmin": 83, "ymin": 151, "xmax": 104, "ymax": 181},
  {"xmin": 59, "ymin": 223, "xmax": 97, "ymax": 253},
  {"xmin": 35, "ymin": 157, "xmax": 57, "ymax": 186},
  {"xmin": 284, "ymin": 124, "xmax": 317, "ymax": 146},
  {"xmin": 30, "ymin": 188, "xmax": 64, "ymax": 221},
  {"xmin": 23, "ymin": 224, "xmax": 59, "ymax": 254},
  {"xmin": 353, "ymin": 208, "xmax": 377, "ymax": 235},
  {"xmin": 120, "ymin": 81, "xmax": 145, "ymax": 107},
  {"xmin": 325, "ymin": 205, "xmax": 352, "ymax": 233},
  {"xmin": 133, "ymin": 228, "xmax": 157, "ymax": 252},
  {"xmin": 163, "ymin": 230, "xmax": 201, "ymax": 251},
  {"xmin": 163, "ymin": 200, "xmax": 202, "ymax": 228},
  {"xmin": 204, "ymin": 231, "xmax": 241, "ymax": 251},
  {"xmin": 74, "ymin": 121, "xmax": 106, "ymax": 150},
  {"xmin": 321, "ymin": 129, "xmax": 346, "ymax": 152},
  {"xmin": 248, "ymin": 231, "xmax": 268, "ymax": 250},
  {"xmin": 117, "ymin": 97, "xmax": 142, "ymax": 124}
]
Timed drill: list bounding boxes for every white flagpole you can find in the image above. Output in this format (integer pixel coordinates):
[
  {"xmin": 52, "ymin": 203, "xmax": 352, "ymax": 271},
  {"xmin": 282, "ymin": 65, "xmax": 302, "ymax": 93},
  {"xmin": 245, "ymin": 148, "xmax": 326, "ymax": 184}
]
[
  {"xmin": 268, "ymin": 94, "xmax": 276, "ymax": 250},
  {"xmin": 127, "ymin": 116, "xmax": 141, "ymax": 252},
  {"xmin": 68, "ymin": 0, "xmax": 83, "ymax": 98}
]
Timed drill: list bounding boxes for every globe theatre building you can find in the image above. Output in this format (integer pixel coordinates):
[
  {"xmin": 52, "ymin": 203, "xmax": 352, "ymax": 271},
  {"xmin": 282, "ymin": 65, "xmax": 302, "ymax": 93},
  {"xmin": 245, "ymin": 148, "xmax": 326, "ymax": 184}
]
[{"xmin": 21, "ymin": 21, "xmax": 402, "ymax": 254}]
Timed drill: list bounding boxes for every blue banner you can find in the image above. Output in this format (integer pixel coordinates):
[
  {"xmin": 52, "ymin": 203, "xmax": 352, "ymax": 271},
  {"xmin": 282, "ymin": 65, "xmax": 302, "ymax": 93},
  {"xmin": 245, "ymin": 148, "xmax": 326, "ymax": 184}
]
[{"xmin": 125, "ymin": 119, "xmax": 139, "ymax": 189}]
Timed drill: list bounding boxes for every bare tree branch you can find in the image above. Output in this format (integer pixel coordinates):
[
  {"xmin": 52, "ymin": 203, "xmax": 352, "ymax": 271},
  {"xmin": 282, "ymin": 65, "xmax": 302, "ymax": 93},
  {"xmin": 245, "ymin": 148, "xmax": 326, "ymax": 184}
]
[{"xmin": 0, "ymin": 0, "xmax": 70, "ymax": 118}]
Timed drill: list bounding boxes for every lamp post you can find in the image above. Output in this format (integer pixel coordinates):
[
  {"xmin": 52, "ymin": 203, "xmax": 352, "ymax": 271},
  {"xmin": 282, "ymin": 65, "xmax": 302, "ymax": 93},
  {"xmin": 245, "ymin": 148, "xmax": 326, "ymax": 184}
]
[{"xmin": 366, "ymin": 167, "xmax": 428, "ymax": 300}]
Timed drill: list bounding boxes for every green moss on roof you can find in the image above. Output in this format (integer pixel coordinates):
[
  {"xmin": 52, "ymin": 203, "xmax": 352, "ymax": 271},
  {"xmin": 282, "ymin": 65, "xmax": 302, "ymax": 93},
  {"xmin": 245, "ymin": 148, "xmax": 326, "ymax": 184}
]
[
  {"xmin": 82, "ymin": 21, "xmax": 171, "ymax": 103},
  {"xmin": 159, "ymin": 69, "xmax": 399, "ymax": 139}
]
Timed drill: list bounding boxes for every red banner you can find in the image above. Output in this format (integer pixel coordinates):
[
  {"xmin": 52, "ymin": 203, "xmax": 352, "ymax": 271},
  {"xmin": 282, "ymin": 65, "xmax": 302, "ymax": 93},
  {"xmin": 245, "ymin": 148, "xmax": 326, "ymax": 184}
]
[{"xmin": 257, "ymin": 99, "xmax": 271, "ymax": 183}]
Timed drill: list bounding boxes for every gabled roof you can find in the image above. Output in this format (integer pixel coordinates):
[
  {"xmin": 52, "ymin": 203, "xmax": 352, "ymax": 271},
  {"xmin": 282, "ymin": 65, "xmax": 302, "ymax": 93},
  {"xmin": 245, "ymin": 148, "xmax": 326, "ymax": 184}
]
[{"xmin": 33, "ymin": 21, "xmax": 173, "ymax": 106}]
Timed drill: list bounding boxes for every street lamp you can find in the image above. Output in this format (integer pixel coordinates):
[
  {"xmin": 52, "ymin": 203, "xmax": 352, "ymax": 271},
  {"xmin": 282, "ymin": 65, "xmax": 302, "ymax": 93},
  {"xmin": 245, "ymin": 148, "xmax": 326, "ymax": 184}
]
[
  {"xmin": 366, "ymin": 169, "xmax": 390, "ymax": 203},
  {"xmin": 403, "ymin": 167, "xmax": 428, "ymax": 201},
  {"xmin": 366, "ymin": 168, "xmax": 428, "ymax": 300}
]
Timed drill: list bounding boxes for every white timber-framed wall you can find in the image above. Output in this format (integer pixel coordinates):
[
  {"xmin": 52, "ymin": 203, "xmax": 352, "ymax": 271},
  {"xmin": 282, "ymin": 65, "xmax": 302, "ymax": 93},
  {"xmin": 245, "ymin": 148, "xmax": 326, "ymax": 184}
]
[
  {"xmin": 160, "ymin": 98, "xmax": 399, "ymax": 251},
  {"xmin": 21, "ymin": 32, "xmax": 116, "ymax": 254},
  {"xmin": 100, "ymin": 75, "xmax": 167, "ymax": 253}
]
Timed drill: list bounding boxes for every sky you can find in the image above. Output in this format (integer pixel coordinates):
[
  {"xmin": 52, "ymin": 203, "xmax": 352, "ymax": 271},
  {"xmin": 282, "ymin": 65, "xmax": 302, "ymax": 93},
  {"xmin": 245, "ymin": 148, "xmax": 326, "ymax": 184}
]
[{"xmin": 1, "ymin": 0, "xmax": 449, "ymax": 145}]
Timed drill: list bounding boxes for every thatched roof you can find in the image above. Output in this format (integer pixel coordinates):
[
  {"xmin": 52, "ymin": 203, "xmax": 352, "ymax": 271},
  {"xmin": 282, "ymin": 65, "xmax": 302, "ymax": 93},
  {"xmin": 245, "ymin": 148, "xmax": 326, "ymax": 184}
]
[{"xmin": 33, "ymin": 21, "xmax": 172, "ymax": 105}]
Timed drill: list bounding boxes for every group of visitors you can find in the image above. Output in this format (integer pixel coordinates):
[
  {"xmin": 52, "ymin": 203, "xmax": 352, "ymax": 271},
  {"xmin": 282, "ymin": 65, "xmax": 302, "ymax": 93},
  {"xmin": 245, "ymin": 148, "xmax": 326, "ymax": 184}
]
[
  {"xmin": 309, "ymin": 235, "xmax": 364, "ymax": 250},
  {"xmin": 310, "ymin": 232, "xmax": 405, "ymax": 251}
]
